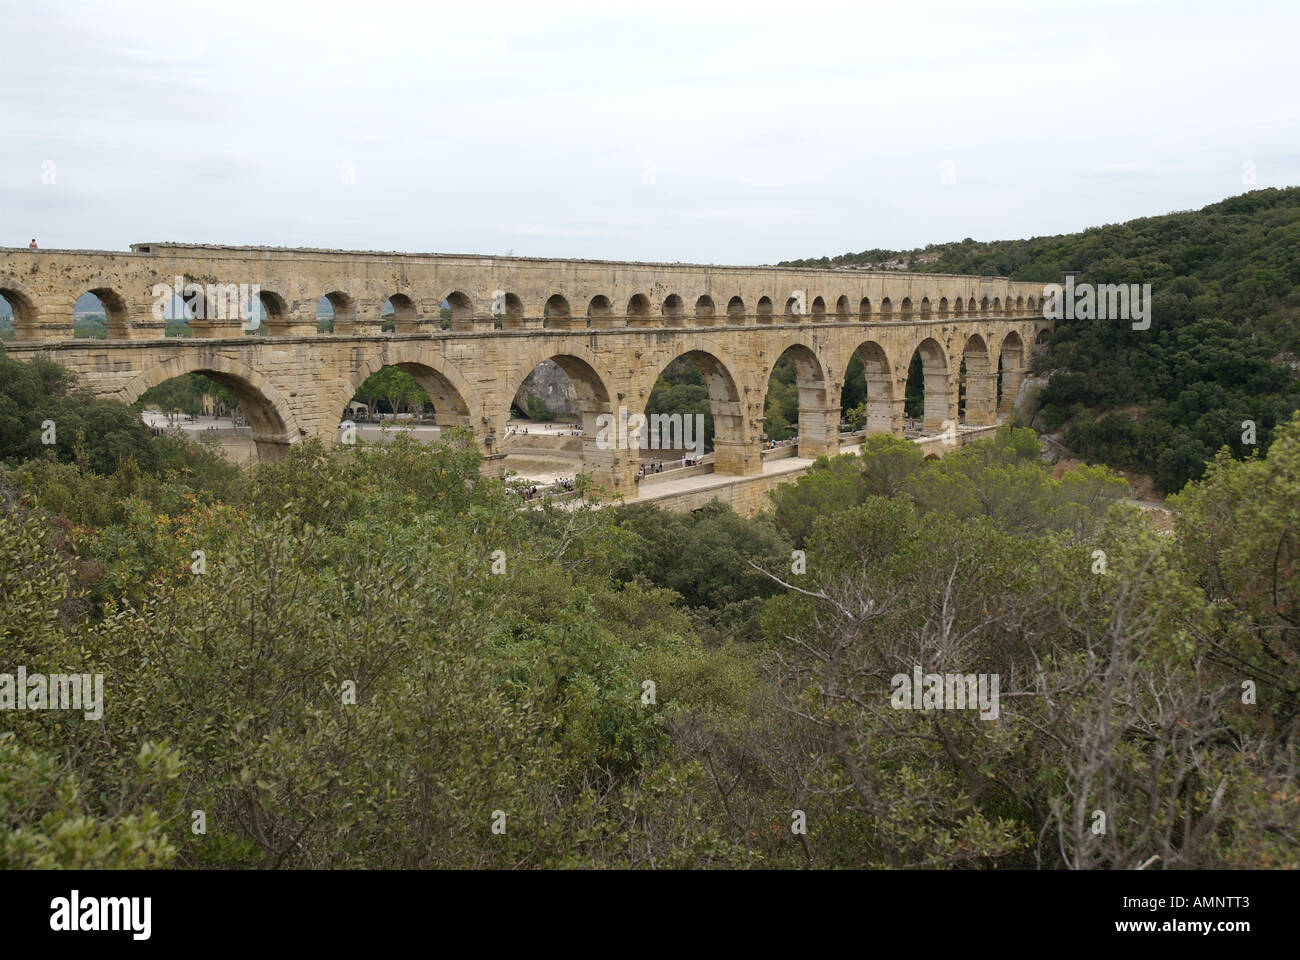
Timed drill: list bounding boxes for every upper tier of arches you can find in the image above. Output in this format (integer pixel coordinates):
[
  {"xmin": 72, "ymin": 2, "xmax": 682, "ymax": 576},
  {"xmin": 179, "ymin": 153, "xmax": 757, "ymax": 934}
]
[{"xmin": 0, "ymin": 248, "xmax": 1047, "ymax": 341}]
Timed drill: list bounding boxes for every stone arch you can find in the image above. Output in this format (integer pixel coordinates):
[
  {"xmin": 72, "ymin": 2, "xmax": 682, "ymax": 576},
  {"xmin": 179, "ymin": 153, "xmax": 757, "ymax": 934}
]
[
  {"xmin": 380, "ymin": 293, "xmax": 418, "ymax": 333},
  {"xmin": 627, "ymin": 293, "xmax": 653, "ymax": 328},
  {"xmin": 920, "ymin": 296, "xmax": 932, "ymax": 320},
  {"xmin": 445, "ymin": 290, "xmax": 475, "ymax": 330},
  {"xmin": 938, "ymin": 297, "xmax": 949, "ymax": 318},
  {"xmin": 811, "ymin": 296, "xmax": 826, "ymax": 322},
  {"xmin": 341, "ymin": 348, "xmax": 478, "ymax": 446},
  {"xmin": 694, "ymin": 295, "xmax": 716, "ymax": 326},
  {"xmin": 900, "ymin": 297, "xmax": 913, "ymax": 321},
  {"xmin": 507, "ymin": 346, "xmax": 623, "ymax": 492},
  {"xmin": 784, "ymin": 294, "xmax": 802, "ymax": 321},
  {"xmin": 847, "ymin": 339, "xmax": 898, "ymax": 436},
  {"xmin": 726, "ymin": 296, "xmax": 746, "ymax": 325},
  {"xmin": 317, "ymin": 290, "xmax": 355, "ymax": 334},
  {"xmin": 953, "ymin": 296, "xmax": 964, "ymax": 318},
  {"xmin": 79, "ymin": 286, "xmax": 131, "ymax": 339},
  {"xmin": 880, "ymin": 297, "xmax": 893, "ymax": 320},
  {"xmin": 1015, "ymin": 295, "xmax": 1025, "ymax": 316},
  {"xmin": 764, "ymin": 340, "xmax": 836, "ymax": 458},
  {"xmin": 662, "ymin": 294, "xmax": 685, "ymax": 323},
  {"xmin": 993, "ymin": 296, "xmax": 1002, "ymax": 315},
  {"xmin": 253, "ymin": 289, "xmax": 287, "ymax": 336},
  {"xmin": 980, "ymin": 295, "xmax": 991, "ymax": 315},
  {"xmin": 967, "ymin": 296, "xmax": 977, "ymax": 314},
  {"xmin": 495, "ymin": 292, "xmax": 525, "ymax": 329},
  {"xmin": 121, "ymin": 353, "xmax": 300, "ymax": 459},
  {"xmin": 908, "ymin": 336, "xmax": 951, "ymax": 433},
  {"xmin": 960, "ymin": 333, "xmax": 995, "ymax": 425},
  {"xmin": 543, "ymin": 293, "xmax": 573, "ymax": 330},
  {"xmin": 859, "ymin": 297, "xmax": 872, "ymax": 321},
  {"xmin": 1026, "ymin": 295, "xmax": 1037, "ymax": 317},
  {"xmin": 997, "ymin": 330, "xmax": 1026, "ymax": 415},
  {"xmin": 587, "ymin": 294, "xmax": 615, "ymax": 328},
  {"xmin": 642, "ymin": 348, "xmax": 750, "ymax": 476},
  {"xmin": 0, "ymin": 283, "xmax": 40, "ymax": 340},
  {"xmin": 836, "ymin": 295, "xmax": 851, "ymax": 320},
  {"xmin": 756, "ymin": 296, "xmax": 774, "ymax": 324}
]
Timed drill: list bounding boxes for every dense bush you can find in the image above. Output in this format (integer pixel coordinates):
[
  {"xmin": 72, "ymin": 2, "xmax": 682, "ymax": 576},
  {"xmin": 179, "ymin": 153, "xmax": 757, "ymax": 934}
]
[{"xmin": 2, "ymin": 382, "xmax": 1297, "ymax": 867}]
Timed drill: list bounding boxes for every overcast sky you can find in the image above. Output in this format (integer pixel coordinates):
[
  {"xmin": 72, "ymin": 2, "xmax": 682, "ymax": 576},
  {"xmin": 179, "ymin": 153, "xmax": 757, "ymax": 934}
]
[{"xmin": 2, "ymin": 0, "xmax": 1297, "ymax": 264}]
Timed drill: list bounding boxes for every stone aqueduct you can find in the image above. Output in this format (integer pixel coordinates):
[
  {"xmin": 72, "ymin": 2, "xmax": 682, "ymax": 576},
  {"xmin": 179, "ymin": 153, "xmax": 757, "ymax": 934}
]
[{"xmin": 0, "ymin": 243, "xmax": 1051, "ymax": 495}]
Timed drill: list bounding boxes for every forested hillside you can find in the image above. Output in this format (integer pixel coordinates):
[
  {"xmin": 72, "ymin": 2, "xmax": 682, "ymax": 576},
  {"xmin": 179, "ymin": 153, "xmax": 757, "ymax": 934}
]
[
  {"xmin": 784, "ymin": 188, "xmax": 1300, "ymax": 493},
  {"xmin": 2, "ymin": 348, "xmax": 1298, "ymax": 869}
]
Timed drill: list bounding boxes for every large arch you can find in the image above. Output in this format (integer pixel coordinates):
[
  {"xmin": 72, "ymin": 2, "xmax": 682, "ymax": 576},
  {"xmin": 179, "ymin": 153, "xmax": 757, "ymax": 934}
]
[
  {"xmin": 639, "ymin": 348, "xmax": 752, "ymax": 476},
  {"xmin": 121, "ymin": 354, "xmax": 301, "ymax": 460},
  {"xmin": 846, "ymin": 340, "xmax": 900, "ymax": 437},
  {"xmin": 959, "ymin": 334, "xmax": 996, "ymax": 426},
  {"xmin": 343, "ymin": 351, "xmax": 477, "ymax": 431},
  {"xmin": 907, "ymin": 337, "xmax": 951, "ymax": 433},
  {"xmin": 506, "ymin": 347, "xmax": 625, "ymax": 493},
  {"xmin": 726, "ymin": 296, "xmax": 745, "ymax": 325},
  {"xmin": 763, "ymin": 340, "xmax": 836, "ymax": 458},
  {"xmin": 998, "ymin": 330, "xmax": 1026, "ymax": 416}
]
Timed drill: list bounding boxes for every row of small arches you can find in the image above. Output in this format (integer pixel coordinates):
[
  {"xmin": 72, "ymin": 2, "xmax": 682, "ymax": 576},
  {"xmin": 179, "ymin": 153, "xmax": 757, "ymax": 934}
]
[
  {"xmin": 317, "ymin": 290, "xmax": 1041, "ymax": 331},
  {"xmin": 0, "ymin": 283, "xmax": 1039, "ymax": 339}
]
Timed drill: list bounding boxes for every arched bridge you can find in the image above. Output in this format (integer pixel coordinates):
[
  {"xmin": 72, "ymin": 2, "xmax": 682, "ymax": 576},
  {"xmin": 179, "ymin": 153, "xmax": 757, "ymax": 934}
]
[{"xmin": 1, "ymin": 243, "xmax": 1052, "ymax": 494}]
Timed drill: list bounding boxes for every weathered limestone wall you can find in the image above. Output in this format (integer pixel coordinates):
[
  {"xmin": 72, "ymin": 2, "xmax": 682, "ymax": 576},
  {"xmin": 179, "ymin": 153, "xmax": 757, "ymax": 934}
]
[{"xmin": 1, "ymin": 243, "xmax": 1052, "ymax": 490}]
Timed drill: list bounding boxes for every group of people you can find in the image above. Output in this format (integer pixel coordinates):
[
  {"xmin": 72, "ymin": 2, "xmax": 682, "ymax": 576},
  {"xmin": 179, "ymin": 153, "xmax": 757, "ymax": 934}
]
[
  {"xmin": 636, "ymin": 456, "xmax": 703, "ymax": 477},
  {"xmin": 520, "ymin": 477, "xmax": 578, "ymax": 502}
]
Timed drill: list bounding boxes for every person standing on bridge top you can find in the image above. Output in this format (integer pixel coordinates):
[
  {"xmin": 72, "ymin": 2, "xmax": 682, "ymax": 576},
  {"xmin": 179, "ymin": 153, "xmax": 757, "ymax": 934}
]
[{"xmin": 29, "ymin": 239, "xmax": 37, "ymax": 249}]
